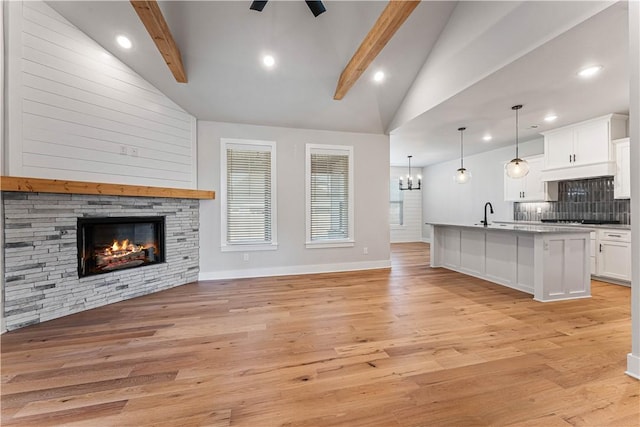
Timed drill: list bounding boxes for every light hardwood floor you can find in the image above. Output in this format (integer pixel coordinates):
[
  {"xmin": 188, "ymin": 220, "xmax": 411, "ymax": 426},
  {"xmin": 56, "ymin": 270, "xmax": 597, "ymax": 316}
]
[{"xmin": 1, "ymin": 243, "xmax": 638, "ymax": 426}]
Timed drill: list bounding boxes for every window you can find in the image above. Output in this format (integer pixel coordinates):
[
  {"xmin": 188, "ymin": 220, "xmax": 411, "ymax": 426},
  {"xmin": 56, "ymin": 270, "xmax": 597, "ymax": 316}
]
[
  {"xmin": 390, "ymin": 178, "xmax": 404, "ymax": 225},
  {"xmin": 221, "ymin": 139, "xmax": 277, "ymax": 251},
  {"xmin": 306, "ymin": 144, "xmax": 354, "ymax": 248}
]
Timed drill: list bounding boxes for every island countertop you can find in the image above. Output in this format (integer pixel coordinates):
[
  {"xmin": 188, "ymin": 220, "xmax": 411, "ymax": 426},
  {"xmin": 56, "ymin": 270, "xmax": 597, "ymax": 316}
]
[
  {"xmin": 493, "ymin": 220, "xmax": 631, "ymax": 230},
  {"xmin": 428, "ymin": 223, "xmax": 591, "ymax": 302},
  {"xmin": 426, "ymin": 222, "xmax": 594, "ymax": 234}
]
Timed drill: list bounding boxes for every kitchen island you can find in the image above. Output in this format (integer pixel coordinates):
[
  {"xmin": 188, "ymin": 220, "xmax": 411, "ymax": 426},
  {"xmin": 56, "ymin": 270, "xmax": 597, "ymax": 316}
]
[{"xmin": 429, "ymin": 223, "xmax": 592, "ymax": 302}]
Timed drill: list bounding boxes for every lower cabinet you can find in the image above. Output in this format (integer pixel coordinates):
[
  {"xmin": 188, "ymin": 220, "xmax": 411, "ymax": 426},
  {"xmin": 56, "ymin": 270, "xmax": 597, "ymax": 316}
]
[
  {"xmin": 589, "ymin": 231, "xmax": 596, "ymax": 275},
  {"xmin": 430, "ymin": 225, "xmax": 591, "ymax": 302},
  {"xmin": 595, "ymin": 229, "xmax": 631, "ymax": 282}
]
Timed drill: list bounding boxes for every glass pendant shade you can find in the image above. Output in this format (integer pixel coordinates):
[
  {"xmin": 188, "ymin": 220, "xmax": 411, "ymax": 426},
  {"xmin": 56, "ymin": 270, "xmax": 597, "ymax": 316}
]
[
  {"xmin": 454, "ymin": 167, "xmax": 471, "ymax": 184},
  {"xmin": 505, "ymin": 158, "xmax": 529, "ymax": 178},
  {"xmin": 453, "ymin": 127, "xmax": 471, "ymax": 184},
  {"xmin": 507, "ymin": 104, "xmax": 529, "ymax": 179}
]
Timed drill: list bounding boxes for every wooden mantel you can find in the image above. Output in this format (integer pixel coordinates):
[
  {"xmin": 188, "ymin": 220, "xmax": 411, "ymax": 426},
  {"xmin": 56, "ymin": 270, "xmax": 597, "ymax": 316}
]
[{"xmin": 0, "ymin": 176, "xmax": 215, "ymax": 200}]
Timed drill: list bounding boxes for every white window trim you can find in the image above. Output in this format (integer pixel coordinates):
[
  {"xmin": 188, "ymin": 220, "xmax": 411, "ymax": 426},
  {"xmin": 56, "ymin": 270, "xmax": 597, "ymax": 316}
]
[
  {"xmin": 305, "ymin": 143, "xmax": 354, "ymax": 249},
  {"xmin": 390, "ymin": 225, "xmax": 407, "ymax": 230},
  {"xmin": 221, "ymin": 138, "xmax": 278, "ymax": 252},
  {"xmin": 389, "ymin": 194, "xmax": 404, "ymax": 227}
]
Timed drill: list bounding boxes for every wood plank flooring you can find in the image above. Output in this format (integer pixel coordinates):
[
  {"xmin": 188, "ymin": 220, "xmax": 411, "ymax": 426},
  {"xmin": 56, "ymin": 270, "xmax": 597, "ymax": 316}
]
[{"xmin": 1, "ymin": 243, "xmax": 638, "ymax": 426}]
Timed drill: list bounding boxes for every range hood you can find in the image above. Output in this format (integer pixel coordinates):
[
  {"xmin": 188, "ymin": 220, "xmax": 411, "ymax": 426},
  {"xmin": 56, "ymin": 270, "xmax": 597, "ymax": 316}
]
[{"xmin": 541, "ymin": 161, "xmax": 615, "ymax": 181}]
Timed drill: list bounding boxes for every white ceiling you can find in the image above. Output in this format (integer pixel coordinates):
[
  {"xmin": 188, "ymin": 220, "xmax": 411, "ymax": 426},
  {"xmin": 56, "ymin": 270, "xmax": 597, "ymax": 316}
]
[
  {"xmin": 47, "ymin": 0, "xmax": 456, "ymax": 134},
  {"xmin": 390, "ymin": 0, "xmax": 629, "ymax": 166},
  {"xmin": 46, "ymin": 1, "xmax": 630, "ymax": 167}
]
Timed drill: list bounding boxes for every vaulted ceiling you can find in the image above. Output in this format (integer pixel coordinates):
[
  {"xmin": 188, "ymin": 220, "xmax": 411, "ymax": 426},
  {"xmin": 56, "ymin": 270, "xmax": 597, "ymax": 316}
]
[
  {"xmin": 48, "ymin": 0, "xmax": 455, "ymax": 134},
  {"xmin": 47, "ymin": 1, "xmax": 630, "ymax": 167}
]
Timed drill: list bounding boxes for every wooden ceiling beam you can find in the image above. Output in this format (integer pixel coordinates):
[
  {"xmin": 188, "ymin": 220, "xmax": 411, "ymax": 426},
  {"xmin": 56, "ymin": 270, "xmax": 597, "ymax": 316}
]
[
  {"xmin": 130, "ymin": 0, "xmax": 187, "ymax": 83},
  {"xmin": 333, "ymin": 0, "xmax": 420, "ymax": 100}
]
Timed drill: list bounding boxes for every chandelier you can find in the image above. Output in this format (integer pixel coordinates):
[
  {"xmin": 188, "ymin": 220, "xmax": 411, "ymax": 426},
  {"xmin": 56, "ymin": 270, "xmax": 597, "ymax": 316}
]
[{"xmin": 399, "ymin": 155, "xmax": 421, "ymax": 191}]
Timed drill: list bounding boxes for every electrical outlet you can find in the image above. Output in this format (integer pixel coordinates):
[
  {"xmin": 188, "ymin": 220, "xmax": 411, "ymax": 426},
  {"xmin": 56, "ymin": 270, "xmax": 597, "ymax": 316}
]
[
  {"xmin": 130, "ymin": 147, "xmax": 139, "ymax": 157},
  {"xmin": 120, "ymin": 145, "xmax": 127, "ymax": 155},
  {"xmin": 363, "ymin": 247, "xmax": 368, "ymax": 255},
  {"xmin": 243, "ymin": 253, "xmax": 249, "ymax": 262},
  {"xmin": 537, "ymin": 207, "xmax": 542, "ymax": 214}
]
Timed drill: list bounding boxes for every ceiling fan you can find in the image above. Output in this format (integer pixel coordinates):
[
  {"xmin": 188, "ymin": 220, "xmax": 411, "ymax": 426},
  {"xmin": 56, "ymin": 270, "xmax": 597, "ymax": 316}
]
[{"xmin": 250, "ymin": 1, "xmax": 327, "ymax": 17}]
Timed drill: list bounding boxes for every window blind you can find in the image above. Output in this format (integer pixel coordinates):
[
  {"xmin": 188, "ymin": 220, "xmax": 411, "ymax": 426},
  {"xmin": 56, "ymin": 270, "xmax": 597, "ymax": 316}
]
[
  {"xmin": 309, "ymin": 153, "xmax": 349, "ymax": 241},
  {"xmin": 226, "ymin": 148, "xmax": 272, "ymax": 244},
  {"xmin": 390, "ymin": 179, "xmax": 404, "ymax": 225}
]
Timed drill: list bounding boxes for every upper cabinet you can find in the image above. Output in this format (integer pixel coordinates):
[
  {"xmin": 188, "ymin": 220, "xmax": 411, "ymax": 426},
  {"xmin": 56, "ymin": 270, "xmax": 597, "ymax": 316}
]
[
  {"xmin": 614, "ymin": 138, "xmax": 630, "ymax": 199},
  {"xmin": 504, "ymin": 155, "xmax": 558, "ymax": 202},
  {"xmin": 540, "ymin": 114, "xmax": 628, "ymax": 181}
]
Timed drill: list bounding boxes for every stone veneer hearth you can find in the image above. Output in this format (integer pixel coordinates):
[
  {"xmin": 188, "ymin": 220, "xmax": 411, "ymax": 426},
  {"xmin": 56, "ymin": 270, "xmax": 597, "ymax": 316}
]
[{"xmin": 2, "ymin": 192, "xmax": 199, "ymax": 330}]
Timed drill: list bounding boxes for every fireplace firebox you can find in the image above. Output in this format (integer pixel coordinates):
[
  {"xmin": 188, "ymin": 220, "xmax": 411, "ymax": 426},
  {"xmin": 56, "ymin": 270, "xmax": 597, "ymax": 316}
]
[{"xmin": 78, "ymin": 216, "xmax": 165, "ymax": 278}]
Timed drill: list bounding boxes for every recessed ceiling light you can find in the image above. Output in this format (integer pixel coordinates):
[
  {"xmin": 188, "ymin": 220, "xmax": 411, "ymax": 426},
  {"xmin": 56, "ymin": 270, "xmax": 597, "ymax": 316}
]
[
  {"xmin": 263, "ymin": 55, "xmax": 275, "ymax": 68},
  {"xmin": 482, "ymin": 135, "xmax": 492, "ymax": 142},
  {"xmin": 578, "ymin": 65, "xmax": 602, "ymax": 78},
  {"xmin": 373, "ymin": 71, "xmax": 385, "ymax": 82},
  {"xmin": 116, "ymin": 35, "xmax": 132, "ymax": 49},
  {"xmin": 544, "ymin": 114, "xmax": 558, "ymax": 122}
]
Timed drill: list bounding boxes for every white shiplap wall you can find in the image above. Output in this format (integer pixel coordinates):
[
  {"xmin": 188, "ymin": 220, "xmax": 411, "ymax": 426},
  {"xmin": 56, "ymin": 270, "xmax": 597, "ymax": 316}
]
[
  {"xmin": 390, "ymin": 166, "xmax": 423, "ymax": 243},
  {"xmin": 5, "ymin": 1, "xmax": 197, "ymax": 189}
]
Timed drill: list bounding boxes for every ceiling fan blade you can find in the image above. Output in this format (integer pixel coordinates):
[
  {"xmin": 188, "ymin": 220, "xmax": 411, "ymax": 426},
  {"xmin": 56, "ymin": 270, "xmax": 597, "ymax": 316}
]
[
  {"xmin": 305, "ymin": 1, "xmax": 326, "ymax": 17},
  {"xmin": 250, "ymin": 1, "xmax": 268, "ymax": 12}
]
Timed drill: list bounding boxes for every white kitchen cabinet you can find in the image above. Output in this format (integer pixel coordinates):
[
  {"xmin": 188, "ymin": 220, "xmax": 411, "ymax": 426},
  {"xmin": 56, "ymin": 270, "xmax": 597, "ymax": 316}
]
[
  {"xmin": 504, "ymin": 155, "xmax": 558, "ymax": 202},
  {"xmin": 430, "ymin": 224, "xmax": 591, "ymax": 302},
  {"xmin": 596, "ymin": 229, "xmax": 631, "ymax": 282},
  {"xmin": 614, "ymin": 138, "xmax": 630, "ymax": 199},
  {"xmin": 541, "ymin": 114, "xmax": 628, "ymax": 181},
  {"xmin": 544, "ymin": 127, "xmax": 574, "ymax": 170},
  {"xmin": 574, "ymin": 119, "xmax": 611, "ymax": 165},
  {"xmin": 589, "ymin": 231, "xmax": 596, "ymax": 275}
]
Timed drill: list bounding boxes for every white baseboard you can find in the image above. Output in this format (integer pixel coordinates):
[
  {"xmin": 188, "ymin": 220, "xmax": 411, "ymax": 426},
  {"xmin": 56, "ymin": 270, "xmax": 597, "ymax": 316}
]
[
  {"xmin": 627, "ymin": 353, "xmax": 640, "ymax": 380},
  {"xmin": 199, "ymin": 259, "xmax": 392, "ymax": 281},
  {"xmin": 421, "ymin": 237, "xmax": 431, "ymax": 244}
]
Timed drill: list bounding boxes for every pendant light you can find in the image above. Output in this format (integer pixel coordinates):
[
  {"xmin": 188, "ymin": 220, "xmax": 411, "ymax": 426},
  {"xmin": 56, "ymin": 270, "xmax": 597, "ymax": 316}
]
[
  {"xmin": 399, "ymin": 155, "xmax": 421, "ymax": 190},
  {"xmin": 454, "ymin": 127, "xmax": 471, "ymax": 184},
  {"xmin": 505, "ymin": 104, "xmax": 529, "ymax": 179}
]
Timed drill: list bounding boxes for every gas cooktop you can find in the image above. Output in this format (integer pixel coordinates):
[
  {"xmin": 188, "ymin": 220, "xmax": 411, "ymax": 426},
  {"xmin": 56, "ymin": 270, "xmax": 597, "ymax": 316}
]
[{"xmin": 540, "ymin": 219, "xmax": 621, "ymax": 225}]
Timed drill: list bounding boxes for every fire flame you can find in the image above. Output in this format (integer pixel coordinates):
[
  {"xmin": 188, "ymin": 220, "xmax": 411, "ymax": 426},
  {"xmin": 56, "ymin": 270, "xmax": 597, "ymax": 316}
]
[
  {"xmin": 105, "ymin": 239, "xmax": 144, "ymax": 256},
  {"xmin": 111, "ymin": 239, "xmax": 130, "ymax": 251}
]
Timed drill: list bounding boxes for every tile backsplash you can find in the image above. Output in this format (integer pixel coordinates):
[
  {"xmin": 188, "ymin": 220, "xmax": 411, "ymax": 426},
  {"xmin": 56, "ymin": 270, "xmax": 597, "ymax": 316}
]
[{"xmin": 514, "ymin": 176, "xmax": 631, "ymax": 224}]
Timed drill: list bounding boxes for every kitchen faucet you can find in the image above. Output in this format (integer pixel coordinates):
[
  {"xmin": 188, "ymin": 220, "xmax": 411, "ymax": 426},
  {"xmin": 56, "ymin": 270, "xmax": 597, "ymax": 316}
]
[{"xmin": 482, "ymin": 202, "xmax": 494, "ymax": 226}]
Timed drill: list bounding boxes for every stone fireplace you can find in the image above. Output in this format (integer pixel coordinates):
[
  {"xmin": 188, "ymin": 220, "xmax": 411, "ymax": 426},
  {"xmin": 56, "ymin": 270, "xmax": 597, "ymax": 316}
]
[{"xmin": 2, "ymin": 192, "xmax": 200, "ymax": 330}]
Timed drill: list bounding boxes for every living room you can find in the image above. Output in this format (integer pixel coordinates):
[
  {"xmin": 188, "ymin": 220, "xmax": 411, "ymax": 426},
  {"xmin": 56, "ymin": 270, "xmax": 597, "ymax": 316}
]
[{"xmin": 1, "ymin": 1, "xmax": 639, "ymax": 425}]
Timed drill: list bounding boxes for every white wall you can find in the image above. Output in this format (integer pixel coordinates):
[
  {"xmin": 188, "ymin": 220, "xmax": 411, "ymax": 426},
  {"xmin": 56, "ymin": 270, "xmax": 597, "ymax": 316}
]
[
  {"xmin": 390, "ymin": 166, "xmax": 423, "ymax": 243},
  {"xmin": 4, "ymin": 1, "xmax": 197, "ymax": 189},
  {"xmin": 421, "ymin": 138, "xmax": 543, "ymax": 240},
  {"xmin": 627, "ymin": 0, "xmax": 639, "ymax": 380},
  {"xmin": 198, "ymin": 121, "xmax": 391, "ymax": 279}
]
